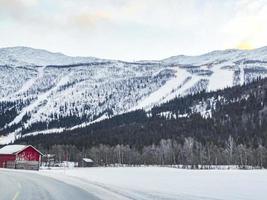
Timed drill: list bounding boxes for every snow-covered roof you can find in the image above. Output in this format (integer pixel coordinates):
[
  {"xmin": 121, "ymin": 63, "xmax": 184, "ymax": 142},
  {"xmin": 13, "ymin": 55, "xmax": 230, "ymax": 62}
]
[
  {"xmin": 0, "ymin": 144, "xmax": 43, "ymax": 155},
  {"xmin": 0, "ymin": 145, "xmax": 27, "ymax": 154},
  {"xmin": 83, "ymin": 158, "xmax": 94, "ymax": 163}
]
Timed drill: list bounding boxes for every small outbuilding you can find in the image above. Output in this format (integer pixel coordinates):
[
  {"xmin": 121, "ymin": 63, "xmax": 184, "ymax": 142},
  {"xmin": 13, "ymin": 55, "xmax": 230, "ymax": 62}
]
[
  {"xmin": 42, "ymin": 154, "xmax": 56, "ymax": 167},
  {"xmin": 81, "ymin": 158, "xmax": 94, "ymax": 167},
  {"xmin": 0, "ymin": 145, "xmax": 43, "ymax": 170}
]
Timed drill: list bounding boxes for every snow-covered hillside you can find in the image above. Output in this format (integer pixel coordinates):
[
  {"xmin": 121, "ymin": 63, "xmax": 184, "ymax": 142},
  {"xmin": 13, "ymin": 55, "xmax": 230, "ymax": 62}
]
[{"xmin": 1, "ymin": 46, "xmax": 267, "ymax": 144}]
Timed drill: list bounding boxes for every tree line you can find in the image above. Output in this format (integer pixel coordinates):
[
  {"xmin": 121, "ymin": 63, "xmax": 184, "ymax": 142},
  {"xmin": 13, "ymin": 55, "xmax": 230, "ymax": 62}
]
[{"xmin": 36, "ymin": 136, "xmax": 267, "ymax": 168}]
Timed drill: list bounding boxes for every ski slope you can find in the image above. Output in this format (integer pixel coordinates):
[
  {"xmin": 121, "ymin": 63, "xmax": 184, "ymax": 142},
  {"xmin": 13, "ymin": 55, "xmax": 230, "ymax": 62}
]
[
  {"xmin": 131, "ymin": 67, "xmax": 191, "ymax": 110},
  {"xmin": 14, "ymin": 66, "xmax": 46, "ymax": 96}
]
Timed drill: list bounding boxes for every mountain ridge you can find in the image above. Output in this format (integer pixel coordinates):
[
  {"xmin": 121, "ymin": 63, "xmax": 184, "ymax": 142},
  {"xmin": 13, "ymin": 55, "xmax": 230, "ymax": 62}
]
[
  {"xmin": 1, "ymin": 46, "xmax": 267, "ymax": 66},
  {"xmin": 0, "ymin": 46, "xmax": 107, "ymax": 67}
]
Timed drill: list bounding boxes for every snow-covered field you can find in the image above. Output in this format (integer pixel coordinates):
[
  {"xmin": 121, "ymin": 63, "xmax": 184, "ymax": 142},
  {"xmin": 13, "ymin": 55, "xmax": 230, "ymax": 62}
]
[{"xmin": 39, "ymin": 167, "xmax": 267, "ymax": 200}]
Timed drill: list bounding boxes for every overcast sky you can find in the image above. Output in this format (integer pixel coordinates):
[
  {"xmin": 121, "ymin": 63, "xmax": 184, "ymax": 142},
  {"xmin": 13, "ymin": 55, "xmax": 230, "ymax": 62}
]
[{"xmin": 0, "ymin": 0, "xmax": 266, "ymax": 60}]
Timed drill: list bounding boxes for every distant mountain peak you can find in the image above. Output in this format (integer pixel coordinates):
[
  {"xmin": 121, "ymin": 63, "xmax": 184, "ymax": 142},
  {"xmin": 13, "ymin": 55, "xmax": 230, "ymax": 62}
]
[{"xmin": 0, "ymin": 46, "xmax": 103, "ymax": 67}]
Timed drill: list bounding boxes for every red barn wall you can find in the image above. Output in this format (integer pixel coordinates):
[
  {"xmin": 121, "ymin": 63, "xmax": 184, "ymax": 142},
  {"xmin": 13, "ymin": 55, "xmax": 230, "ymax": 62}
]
[
  {"xmin": 16, "ymin": 146, "xmax": 41, "ymax": 162},
  {"xmin": 0, "ymin": 155, "xmax": 16, "ymax": 168}
]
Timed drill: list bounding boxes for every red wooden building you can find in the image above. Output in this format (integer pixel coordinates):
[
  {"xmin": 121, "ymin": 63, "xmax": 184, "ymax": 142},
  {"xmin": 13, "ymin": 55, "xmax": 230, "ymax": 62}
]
[{"xmin": 0, "ymin": 145, "xmax": 43, "ymax": 170}]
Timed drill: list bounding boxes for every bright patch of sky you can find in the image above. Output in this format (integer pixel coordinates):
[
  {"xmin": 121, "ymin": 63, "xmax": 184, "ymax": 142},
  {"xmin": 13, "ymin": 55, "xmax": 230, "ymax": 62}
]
[{"xmin": 0, "ymin": 0, "xmax": 266, "ymax": 60}]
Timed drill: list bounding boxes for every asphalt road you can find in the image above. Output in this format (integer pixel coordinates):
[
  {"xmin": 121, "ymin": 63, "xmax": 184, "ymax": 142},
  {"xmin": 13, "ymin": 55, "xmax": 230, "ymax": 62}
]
[{"xmin": 0, "ymin": 170, "xmax": 100, "ymax": 200}]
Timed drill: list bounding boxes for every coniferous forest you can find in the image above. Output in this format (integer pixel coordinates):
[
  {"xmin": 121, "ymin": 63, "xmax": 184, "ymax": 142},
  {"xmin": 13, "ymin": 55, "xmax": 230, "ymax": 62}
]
[{"xmin": 13, "ymin": 78, "xmax": 267, "ymax": 168}]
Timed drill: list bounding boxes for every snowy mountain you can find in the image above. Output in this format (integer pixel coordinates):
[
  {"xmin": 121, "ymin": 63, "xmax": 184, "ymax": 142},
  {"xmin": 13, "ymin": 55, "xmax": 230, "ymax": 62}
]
[
  {"xmin": 0, "ymin": 47, "xmax": 105, "ymax": 67},
  {"xmin": 1, "ymin": 46, "xmax": 267, "ymax": 144}
]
